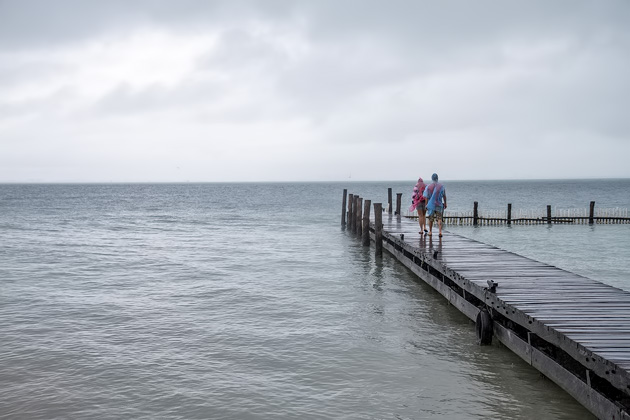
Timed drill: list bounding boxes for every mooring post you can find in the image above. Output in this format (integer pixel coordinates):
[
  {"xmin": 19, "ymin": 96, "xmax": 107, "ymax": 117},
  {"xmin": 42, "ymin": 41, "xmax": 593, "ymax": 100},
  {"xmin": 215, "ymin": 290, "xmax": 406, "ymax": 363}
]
[
  {"xmin": 374, "ymin": 203, "xmax": 383, "ymax": 257},
  {"xmin": 473, "ymin": 201, "xmax": 479, "ymax": 226},
  {"xmin": 507, "ymin": 203, "xmax": 512, "ymax": 226},
  {"xmin": 341, "ymin": 189, "xmax": 347, "ymax": 226},
  {"xmin": 547, "ymin": 205, "xmax": 552, "ymax": 224},
  {"xmin": 356, "ymin": 197, "xmax": 363, "ymax": 237},
  {"xmin": 395, "ymin": 193, "xmax": 402, "ymax": 217},
  {"xmin": 387, "ymin": 188, "xmax": 393, "ymax": 214},
  {"xmin": 589, "ymin": 201, "xmax": 595, "ymax": 225},
  {"xmin": 348, "ymin": 193, "xmax": 354, "ymax": 229},
  {"xmin": 362, "ymin": 199, "xmax": 371, "ymax": 246}
]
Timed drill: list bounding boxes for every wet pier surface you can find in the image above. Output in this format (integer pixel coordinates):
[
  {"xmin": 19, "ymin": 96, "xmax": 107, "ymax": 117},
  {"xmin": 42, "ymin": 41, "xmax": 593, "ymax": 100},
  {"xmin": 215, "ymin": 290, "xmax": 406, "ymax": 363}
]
[{"xmin": 369, "ymin": 214, "xmax": 630, "ymax": 419}]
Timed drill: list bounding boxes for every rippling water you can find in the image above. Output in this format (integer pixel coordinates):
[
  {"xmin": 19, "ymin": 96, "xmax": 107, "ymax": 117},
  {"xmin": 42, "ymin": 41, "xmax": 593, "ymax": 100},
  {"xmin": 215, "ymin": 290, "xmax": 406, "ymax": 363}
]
[{"xmin": 3, "ymin": 181, "xmax": 627, "ymax": 419}]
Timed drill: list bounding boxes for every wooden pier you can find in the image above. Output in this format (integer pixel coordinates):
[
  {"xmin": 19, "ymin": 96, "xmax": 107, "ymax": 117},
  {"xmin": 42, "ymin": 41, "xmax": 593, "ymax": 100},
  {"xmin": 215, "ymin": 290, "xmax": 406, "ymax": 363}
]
[
  {"xmin": 342, "ymin": 189, "xmax": 630, "ymax": 419},
  {"xmin": 406, "ymin": 201, "xmax": 630, "ymax": 226}
]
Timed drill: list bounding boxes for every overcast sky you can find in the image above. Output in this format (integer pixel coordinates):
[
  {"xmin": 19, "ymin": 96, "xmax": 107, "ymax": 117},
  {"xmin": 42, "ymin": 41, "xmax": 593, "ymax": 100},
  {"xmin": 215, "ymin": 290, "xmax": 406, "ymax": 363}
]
[{"xmin": 1, "ymin": 1, "xmax": 629, "ymax": 182}]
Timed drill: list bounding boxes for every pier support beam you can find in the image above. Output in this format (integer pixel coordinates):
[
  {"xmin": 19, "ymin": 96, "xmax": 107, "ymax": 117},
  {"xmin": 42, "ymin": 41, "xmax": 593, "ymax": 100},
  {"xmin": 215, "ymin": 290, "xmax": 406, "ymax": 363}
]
[
  {"xmin": 395, "ymin": 193, "xmax": 402, "ymax": 217},
  {"xmin": 362, "ymin": 200, "xmax": 371, "ymax": 246},
  {"xmin": 473, "ymin": 201, "xmax": 479, "ymax": 226},
  {"xmin": 507, "ymin": 203, "xmax": 512, "ymax": 226},
  {"xmin": 547, "ymin": 205, "xmax": 552, "ymax": 225},
  {"xmin": 589, "ymin": 201, "xmax": 596, "ymax": 225},
  {"xmin": 387, "ymin": 188, "xmax": 393, "ymax": 214}
]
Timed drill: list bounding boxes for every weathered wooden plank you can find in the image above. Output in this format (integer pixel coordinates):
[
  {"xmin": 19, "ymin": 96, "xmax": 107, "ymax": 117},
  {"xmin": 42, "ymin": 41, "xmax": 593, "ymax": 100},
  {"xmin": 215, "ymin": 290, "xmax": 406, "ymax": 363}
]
[
  {"xmin": 499, "ymin": 289, "xmax": 624, "ymax": 295},
  {"xmin": 505, "ymin": 298, "xmax": 630, "ymax": 304},
  {"xmin": 568, "ymin": 340, "xmax": 630, "ymax": 346},
  {"xmin": 523, "ymin": 306, "xmax": 630, "ymax": 312}
]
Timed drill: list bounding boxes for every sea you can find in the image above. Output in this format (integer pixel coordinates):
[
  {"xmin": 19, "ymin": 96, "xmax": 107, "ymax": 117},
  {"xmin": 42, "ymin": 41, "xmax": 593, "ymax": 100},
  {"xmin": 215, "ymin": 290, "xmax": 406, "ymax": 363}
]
[{"xmin": 1, "ymin": 180, "xmax": 629, "ymax": 420}]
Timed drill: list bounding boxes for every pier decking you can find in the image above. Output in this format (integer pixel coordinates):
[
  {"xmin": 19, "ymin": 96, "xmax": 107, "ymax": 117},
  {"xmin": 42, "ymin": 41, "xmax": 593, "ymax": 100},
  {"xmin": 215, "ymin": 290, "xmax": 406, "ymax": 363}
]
[{"xmin": 345, "ymin": 194, "xmax": 630, "ymax": 419}]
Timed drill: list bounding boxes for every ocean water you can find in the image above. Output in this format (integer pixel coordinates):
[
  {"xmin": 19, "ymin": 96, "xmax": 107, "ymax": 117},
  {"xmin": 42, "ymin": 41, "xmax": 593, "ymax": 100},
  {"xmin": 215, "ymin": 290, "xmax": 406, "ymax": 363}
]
[{"xmin": 1, "ymin": 180, "xmax": 628, "ymax": 419}]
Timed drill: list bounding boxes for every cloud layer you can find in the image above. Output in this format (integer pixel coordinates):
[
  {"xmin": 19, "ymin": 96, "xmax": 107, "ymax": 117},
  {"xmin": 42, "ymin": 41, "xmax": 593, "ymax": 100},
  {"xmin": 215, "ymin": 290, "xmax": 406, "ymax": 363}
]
[{"xmin": 1, "ymin": 0, "xmax": 629, "ymax": 181}]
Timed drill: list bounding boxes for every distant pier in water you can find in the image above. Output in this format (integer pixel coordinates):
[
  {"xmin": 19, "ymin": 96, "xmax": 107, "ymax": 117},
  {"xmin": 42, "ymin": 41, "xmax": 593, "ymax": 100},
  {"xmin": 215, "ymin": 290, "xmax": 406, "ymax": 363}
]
[
  {"xmin": 342, "ymin": 188, "xmax": 630, "ymax": 420},
  {"xmin": 406, "ymin": 198, "xmax": 630, "ymax": 226}
]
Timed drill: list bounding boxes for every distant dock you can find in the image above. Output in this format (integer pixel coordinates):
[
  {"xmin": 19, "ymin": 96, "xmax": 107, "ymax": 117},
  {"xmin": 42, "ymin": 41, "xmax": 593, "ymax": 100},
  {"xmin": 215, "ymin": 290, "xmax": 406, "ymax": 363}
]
[
  {"xmin": 342, "ymin": 188, "xmax": 630, "ymax": 420},
  {"xmin": 412, "ymin": 200, "xmax": 630, "ymax": 226}
]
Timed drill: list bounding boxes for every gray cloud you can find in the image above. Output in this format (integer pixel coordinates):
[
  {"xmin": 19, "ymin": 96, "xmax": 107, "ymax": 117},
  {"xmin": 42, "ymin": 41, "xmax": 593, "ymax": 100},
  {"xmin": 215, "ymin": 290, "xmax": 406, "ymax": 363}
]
[
  {"xmin": 3, "ymin": 1, "xmax": 628, "ymax": 50},
  {"xmin": 1, "ymin": 0, "xmax": 629, "ymax": 181},
  {"xmin": 0, "ymin": 0, "xmax": 291, "ymax": 50},
  {"xmin": 92, "ymin": 81, "xmax": 223, "ymax": 115}
]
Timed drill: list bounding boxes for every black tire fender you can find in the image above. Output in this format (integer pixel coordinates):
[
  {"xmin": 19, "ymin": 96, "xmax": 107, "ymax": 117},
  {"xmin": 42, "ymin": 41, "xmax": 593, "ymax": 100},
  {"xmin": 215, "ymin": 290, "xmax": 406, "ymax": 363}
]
[{"xmin": 476, "ymin": 308, "xmax": 493, "ymax": 345}]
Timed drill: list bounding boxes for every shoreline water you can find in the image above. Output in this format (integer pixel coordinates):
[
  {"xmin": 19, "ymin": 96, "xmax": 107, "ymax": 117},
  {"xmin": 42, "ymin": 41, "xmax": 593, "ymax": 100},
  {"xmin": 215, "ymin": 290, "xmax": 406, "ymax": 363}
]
[{"xmin": 2, "ymin": 181, "xmax": 626, "ymax": 418}]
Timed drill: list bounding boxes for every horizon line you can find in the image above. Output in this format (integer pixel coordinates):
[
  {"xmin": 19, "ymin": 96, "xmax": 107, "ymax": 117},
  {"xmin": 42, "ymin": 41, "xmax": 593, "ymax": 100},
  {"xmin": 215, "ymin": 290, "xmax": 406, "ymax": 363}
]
[{"xmin": 1, "ymin": 177, "xmax": 629, "ymax": 184}]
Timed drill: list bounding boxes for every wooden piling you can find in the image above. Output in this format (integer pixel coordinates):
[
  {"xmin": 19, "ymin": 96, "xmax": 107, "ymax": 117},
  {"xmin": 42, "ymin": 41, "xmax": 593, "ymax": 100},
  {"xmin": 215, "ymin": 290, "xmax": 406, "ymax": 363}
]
[
  {"xmin": 473, "ymin": 201, "xmax": 479, "ymax": 226},
  {"xmin": 347, "ymin": 193, "xmax": 354, "ymax": 230},
  {"xmin": 547, "ymin": 205, "xmax": 552, "ymax": 225},
  {"xmin": 507, "ymin": 203, "xmax": 512, "ymax": 226},
  {"xmin": 395, "ymin": 193, "xmax": 402, "ymax": 216},
  {"xmin": 387, "ymin": 188, "xmax": 393, "ymax": 214},
  {"xmin": 589, "ymin": 201, "xmax": 595, "ymax": 225},
  {"xmin": 341, "ymin": 189, "xmax": 347, "ymax": 226},
  {"xmin": 374, "ymin": 203, "xmax": 383, "ymax": 257},
  {"xmin": 362, "ymin": 199, "xmax": 371, "ymax": 246},
  {"xmin": 356, "ymin": 197, "xmax": 363, "ymax": 237},
  {"xmin": 350, "ymin": 195, "xmax": 356, "ymax": 233},
  {"xmin": 353, "ymin": 195, "xmax": 359, "ymax": 233}
]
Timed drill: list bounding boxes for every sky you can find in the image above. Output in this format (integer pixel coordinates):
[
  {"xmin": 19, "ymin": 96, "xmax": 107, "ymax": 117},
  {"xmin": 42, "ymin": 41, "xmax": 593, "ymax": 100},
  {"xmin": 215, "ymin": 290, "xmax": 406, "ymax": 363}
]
[{"xmin": 0, "ymin": 0, "xmax": 629, "ymax": 182}]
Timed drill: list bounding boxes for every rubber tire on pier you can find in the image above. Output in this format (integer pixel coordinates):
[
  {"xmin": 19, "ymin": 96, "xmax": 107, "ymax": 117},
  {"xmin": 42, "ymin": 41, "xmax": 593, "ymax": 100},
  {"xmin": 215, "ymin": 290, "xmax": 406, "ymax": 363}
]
[{"xmin": 476, "ymin": 308, "xmax": 493, "ymax": 345}]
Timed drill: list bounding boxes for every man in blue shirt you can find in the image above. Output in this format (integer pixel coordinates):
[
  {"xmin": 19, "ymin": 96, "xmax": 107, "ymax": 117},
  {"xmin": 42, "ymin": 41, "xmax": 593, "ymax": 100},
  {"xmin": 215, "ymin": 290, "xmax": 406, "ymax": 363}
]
[{"xmin": 423, "ymin": 173, "xmax": 447, "ymax": 237}]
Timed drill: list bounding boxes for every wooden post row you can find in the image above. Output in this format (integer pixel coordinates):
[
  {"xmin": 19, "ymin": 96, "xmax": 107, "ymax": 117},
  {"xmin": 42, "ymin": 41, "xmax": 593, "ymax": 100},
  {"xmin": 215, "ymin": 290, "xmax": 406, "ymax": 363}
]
[
  {"xmin": 374, "ymin": 203, "xmax": 383, "ymax": 257},
  {"xmin": 341, "ymin": 189, "xmax": 347, "ymax": 226},
  {"xmin": 362, "ymin": 199, "xmax": 371, "ymax": 246}
]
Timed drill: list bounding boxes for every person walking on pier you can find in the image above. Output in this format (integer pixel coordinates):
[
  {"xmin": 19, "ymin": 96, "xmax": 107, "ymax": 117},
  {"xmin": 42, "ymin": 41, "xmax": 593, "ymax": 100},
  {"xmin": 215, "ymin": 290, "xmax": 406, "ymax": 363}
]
[
  {"xmin": 423, "ymin": 173, "xmax": 447, "ymax": 237},
  {"xmin": 409, "ymin": 177, "xmax": 427, "ymax": 235}
]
